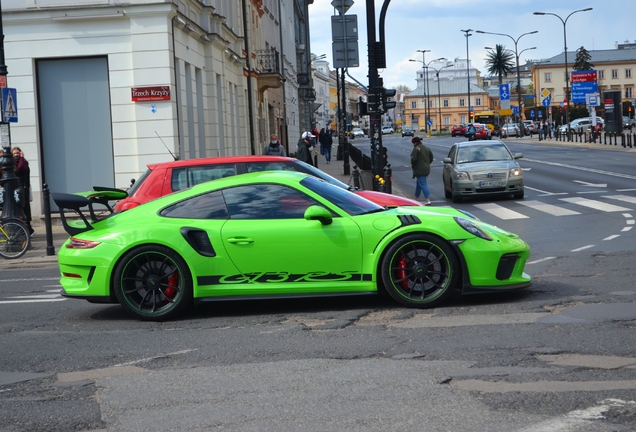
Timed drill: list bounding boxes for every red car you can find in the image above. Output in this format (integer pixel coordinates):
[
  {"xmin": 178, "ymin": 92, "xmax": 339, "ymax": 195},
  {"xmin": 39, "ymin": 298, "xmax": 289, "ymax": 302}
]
[
  {"xmin": 473, "ymin": 125, "xmax": 492, "ymax": 140},
  {"xmin": 114, "ymin": 156, "xmax": 422, "ymax": 211},
  {"xmin": 451, "ymin": 124, "xmax": 465, "ymax": 137}
]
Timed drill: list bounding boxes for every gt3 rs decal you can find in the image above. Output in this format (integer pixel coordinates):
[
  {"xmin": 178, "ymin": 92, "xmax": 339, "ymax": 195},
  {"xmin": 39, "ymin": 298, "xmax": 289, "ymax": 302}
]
[{"xmin": 198, "ymin": 271, "xmax": 372, "ymax": 286}]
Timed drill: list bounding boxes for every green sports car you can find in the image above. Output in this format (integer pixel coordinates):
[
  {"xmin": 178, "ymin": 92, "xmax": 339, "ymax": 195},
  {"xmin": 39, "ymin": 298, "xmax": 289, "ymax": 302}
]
[{"xmin": 53, "ymin": 171, "xmax": 531, "ymax": 321}]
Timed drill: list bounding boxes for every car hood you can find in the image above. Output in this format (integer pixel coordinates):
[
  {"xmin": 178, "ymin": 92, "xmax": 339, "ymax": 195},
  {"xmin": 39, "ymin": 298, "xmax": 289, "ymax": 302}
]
[
  {"xmin": 356, "ymin": 190, "xmax": 422, "ymax": 207},
  {"xmin": 454, "ymin": 160, "xmax": 518, "ymax": 171}
]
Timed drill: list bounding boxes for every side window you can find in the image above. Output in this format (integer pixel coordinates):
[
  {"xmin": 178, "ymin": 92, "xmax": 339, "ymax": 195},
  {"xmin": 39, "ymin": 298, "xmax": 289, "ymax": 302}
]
[
  {"xmin": 223, "ymin": 184, "xmax": 322, "ymax": 219},
  {"xmin": 160, "ymin": 191, "xmax": 229, "ymax": 219},
  {"xmin": 245, "ymin": 162, "xmax": 294, "ymax": 173},
  {"xmin": 447, "ymin": 146, "xmax": 457, "ymax": 161},
  {"xmin": 171, "ymin": 164, "xmax": 237, "ymax": 192}
]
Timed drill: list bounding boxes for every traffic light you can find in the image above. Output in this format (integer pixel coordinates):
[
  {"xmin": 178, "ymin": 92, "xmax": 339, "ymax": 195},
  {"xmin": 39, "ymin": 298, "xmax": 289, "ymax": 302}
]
[
  {"xmin": 358, "ymin": 97, "xmax": 368, "ymax": 116},
  {"xmin": 469, "ymin": 110, "xmax": 474, "ymax": 120},
  {"xmin": 382, "ymin": 88, "xmax": 396, "ymax": 110},
  {"xmin": 548, "ymin": 107, "xmax": 552, "ymax": 115}
]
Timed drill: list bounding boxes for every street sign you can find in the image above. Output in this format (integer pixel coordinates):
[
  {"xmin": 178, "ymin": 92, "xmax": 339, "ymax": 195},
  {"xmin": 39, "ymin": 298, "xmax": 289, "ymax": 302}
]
[
  {"xmin": 542, "ymin": 98, "xmax": 551, "ymax": 107},
  {"xmin": 512, "ymin": 106, "xmax": 519, "ymax": 115},
  {"xmin": 571, "ymin": 70, "xmax": 598, "ymax": 104},
  {"xmin": 540, "ymin": 88, "xmax": 551, "ymax": 107},
  {"xmin": 1, "ymin": 88, "xmax": 18, "ymax": 123},
  {"xmin": 427, "ymin": 119, "xmax": 433, "ymax": 127},
  {"xmin": 530, "ymin": 110, "xmax": 535, "ymax": 119},
  {"xmin": 0, "ymin": 76, "xmax": 6, "ymax": 88},
  {"xmin": 538, "ymin": 110, "xmax": 543, "ymax": 118},
  {"xmin": 331, "ymin": 0, "xmax": 354, "ymax": 14},
  {"xmin": 499, "ymin": 84, "xmax": 510, "ymax": 109},
  {"xmin": 331, "ymin": 14, "xmax": 359, "ymax": 68}
]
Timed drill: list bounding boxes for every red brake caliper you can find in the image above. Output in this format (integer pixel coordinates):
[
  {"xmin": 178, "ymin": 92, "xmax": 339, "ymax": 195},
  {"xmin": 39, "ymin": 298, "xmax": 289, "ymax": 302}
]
[
  {"xmin": 165, "ymin": 273, "xmax": 178, "ymax": 299},
  {"xmin": 397, "ymin": 255, "xmax": 410, "ymax": 291}
]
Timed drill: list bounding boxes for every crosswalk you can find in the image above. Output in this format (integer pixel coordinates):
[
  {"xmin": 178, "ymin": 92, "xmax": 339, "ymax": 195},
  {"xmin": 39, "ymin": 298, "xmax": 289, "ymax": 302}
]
[{"xmin": 455, "ymin": 195, "xmax": 636, "ymax": 221}]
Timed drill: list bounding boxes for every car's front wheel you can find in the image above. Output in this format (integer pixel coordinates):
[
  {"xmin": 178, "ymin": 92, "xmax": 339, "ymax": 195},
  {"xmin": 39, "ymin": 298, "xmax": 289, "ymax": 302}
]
[
  {"xmin": 113, "ymin": 245, "xmax": 193, "ymax": 321},
  {"xmin": 380, "ymin": 234, "xmax": 459, "ymax": 308}
]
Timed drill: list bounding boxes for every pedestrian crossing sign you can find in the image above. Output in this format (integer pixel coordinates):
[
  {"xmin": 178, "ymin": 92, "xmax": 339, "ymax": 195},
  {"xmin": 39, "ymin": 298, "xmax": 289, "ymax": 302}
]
[{"xmin": 1, "ymin": 88, "xmax": 18, "ymax": 123}]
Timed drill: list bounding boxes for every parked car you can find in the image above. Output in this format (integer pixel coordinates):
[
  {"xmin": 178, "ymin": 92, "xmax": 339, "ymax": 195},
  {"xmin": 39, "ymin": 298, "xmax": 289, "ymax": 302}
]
[
  {"xmin": 402, "ymin": 127, "xmax": 414, "ymax": 137},
  {"xmin": 451, "ymin": 124, "xmax": 466, "ymax": 137},
  {"xmin": 558, "ymin": 117, "xmax": 603, "ymax": 134},
  {"xmin": 53, "ymin": 170, "xmax": 532, "ymax": 320},
  {"xmin": 351, "ymin": 127, "xmax": 365, "ymax": 138},
  {"xmin": 381, "ymin": 126, "xmax": 394, "ymax": 134},
  {"xmin": 109, "ymin": 156, "xmax": 422, "ymax": 212},
  {"xmin": 501, "ymin": 123, "xmax": 521, "ymax": 138},
  {"xmin": 522, "ymin": 120, "xmax": 538, "ymax": 136},
  {"xmin": 623, "ymin": 116, "xmax": 634, "ymax": 129},
  {"xmin": 471, "ymin": 124, "xmax": 492, "ymax": 140},
  {"xmin": 442, "ymin": 140, "xmax": 525, "ymax": 203}
]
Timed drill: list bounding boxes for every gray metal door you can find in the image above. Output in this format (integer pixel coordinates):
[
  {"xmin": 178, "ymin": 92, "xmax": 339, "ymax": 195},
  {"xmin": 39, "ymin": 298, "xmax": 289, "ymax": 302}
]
[{"xmin": 36, "ymin": 57, "xmax": 114, "ymax": 206}]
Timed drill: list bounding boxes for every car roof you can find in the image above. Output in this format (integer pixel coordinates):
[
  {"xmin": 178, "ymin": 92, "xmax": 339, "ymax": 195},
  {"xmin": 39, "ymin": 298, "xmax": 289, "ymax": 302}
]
[
  {"xmin": 145, "ymin": 155, "xmax": 293, "ymax": 170},
  {"xmin": 455, "ymin": 140, "xmax": 507, "ymax": 147}
]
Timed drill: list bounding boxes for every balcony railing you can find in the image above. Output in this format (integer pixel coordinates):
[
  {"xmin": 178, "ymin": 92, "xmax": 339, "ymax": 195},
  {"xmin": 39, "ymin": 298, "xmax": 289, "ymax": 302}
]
[{"xmin": 255, "ymin": 49, "xmax": 280, "ymax": 74}]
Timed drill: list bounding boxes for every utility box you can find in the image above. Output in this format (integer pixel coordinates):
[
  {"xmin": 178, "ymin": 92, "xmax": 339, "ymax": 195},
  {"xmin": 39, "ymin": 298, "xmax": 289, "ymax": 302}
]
[{"xmin": 603, "ymin": 90, "xmax": 622, "ymax": 133}]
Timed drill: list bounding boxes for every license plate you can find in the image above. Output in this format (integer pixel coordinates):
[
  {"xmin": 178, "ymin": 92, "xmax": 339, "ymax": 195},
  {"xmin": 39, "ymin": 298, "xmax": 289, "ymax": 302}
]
[{"xmin": 479, "ymin": 181, "xmax": 503, "ymax": 187}]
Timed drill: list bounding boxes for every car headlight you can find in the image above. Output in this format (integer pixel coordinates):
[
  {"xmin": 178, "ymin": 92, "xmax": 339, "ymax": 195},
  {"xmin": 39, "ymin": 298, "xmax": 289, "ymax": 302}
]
[
  {"xmin": 454, "ymin": 217, "xmax": 493, "ymax": 241},
  {"xmin": 509, "ymin": 167, "xmax": 522, "ymax": 177},
  {"xmin": 454, "ymin": 172, "xmax": 469, "ymax": 180}
]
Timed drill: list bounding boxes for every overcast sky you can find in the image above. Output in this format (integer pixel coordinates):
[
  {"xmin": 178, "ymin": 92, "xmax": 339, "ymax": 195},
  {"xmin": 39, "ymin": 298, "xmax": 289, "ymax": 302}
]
[{"xmin": 308, "ymin": 0, "xmax": 633, "ymax": 90}]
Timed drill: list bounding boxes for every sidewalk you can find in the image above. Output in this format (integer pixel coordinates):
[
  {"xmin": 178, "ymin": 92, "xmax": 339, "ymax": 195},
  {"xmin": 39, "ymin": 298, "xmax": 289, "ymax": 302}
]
[{"xmin": 4, "ymin": 134, "xmax": 633, "ymax": 267}]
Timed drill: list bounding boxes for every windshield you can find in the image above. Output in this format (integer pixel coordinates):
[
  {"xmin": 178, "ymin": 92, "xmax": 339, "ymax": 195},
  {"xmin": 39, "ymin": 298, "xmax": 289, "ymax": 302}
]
[
  {"xmin": 126, "ymin": 168, "xmax": 152, "ymax": 196},
  {"xmin": 300, "ymin": 175, "xmax": 384, "ymax": 216},
  {"xmin": 292, "ymin": 160, "xmax": 351, "ymax": 190},
  {"xmin": 457, "ymin": 144, "xmax": 512, "ymax": 163}
]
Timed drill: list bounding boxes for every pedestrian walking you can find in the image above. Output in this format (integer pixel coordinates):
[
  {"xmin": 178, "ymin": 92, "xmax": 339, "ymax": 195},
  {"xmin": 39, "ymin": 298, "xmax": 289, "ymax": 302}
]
[
  {"xmin": 12, "ymin": 147, "xmax": 34, "ymax": 235},
  {"xmin": 296, "ymin": 131, "xmax": 315, "ymax": 166},
  {"xmin": 319, "ymin": 128, "xmax": 333, "ymax": 164},
  {"xmin": 410, "ymin": 136, "xmax": 434, "ymax": 205},
  {"xmin": 263, "ymin": 134, "xmax": 286, "ymax": 156}
]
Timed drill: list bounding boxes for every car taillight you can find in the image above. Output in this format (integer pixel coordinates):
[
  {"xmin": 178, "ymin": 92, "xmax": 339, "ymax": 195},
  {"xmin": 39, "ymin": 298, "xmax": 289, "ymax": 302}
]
[
  {"xmin": 66, "ymin": 238, "xmax": 101, "ymax": 249},
  {"xmin": 114, "ymin": 200, "xmax": 141, "ymax": 211}
]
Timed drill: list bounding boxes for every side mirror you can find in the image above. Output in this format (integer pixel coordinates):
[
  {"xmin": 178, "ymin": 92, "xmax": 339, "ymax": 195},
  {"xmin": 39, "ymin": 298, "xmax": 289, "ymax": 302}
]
[
  {"xmin": 304, "ymin": 205, "xmax": 333, "ymax": 225},
  {"xmin": 513, "ymin": 153, "xmax": 523, "ymax": 160},
  {"xmin": 442, "ymin": 157, "xmax": 452, "ymax": 164},
  {"xmin": 130, "ymin": 178, "xmax": 136, "ymax": 187}
]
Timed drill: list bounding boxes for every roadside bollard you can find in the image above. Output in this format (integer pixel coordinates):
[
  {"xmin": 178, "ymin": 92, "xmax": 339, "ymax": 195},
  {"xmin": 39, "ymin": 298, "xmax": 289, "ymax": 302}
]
[
  {"xmin": 42, "ymin": 183, "xmax": 55, "ymax": 256},
  {"xmin": 313, "ymin": 150, "xmax": 318, "ymax": 168},
  {"xmin": 383, "ymin": 164, "xmax": 392, "ymax": 195},
  {"xmin": 352, "ymin": 165, "xmax": 361, "ymax": 190}
]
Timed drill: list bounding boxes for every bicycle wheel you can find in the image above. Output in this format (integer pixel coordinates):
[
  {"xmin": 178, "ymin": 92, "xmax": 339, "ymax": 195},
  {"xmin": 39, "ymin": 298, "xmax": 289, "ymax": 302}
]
[{"xmin": 0, "ymin": 218, "xmax": 30, "ymax": 259}]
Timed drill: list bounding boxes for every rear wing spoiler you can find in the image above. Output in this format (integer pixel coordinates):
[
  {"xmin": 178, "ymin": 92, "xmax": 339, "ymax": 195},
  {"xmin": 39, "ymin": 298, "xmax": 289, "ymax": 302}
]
[{"xmin": 52, "ymin": 187, "xmax": 128, "ymax": 236}]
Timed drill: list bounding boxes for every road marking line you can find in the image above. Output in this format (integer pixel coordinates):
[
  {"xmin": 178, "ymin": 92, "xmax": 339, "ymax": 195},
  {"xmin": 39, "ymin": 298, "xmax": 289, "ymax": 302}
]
[
  {"xmin": 516, "ymin": 200, "xmax": 580, "ymax": 216},
  {"xmin": 622, "ymin": 227, "xmax": 633, "ymax": 232},
  {"xmin": 604, "ymin": 195, "xmax": 636, "ymax": 204},
  {"xmin": 560, "ymin": 197, "xmax": 631, "ymax": 212},
  {"xmin": 603, "ymin": 235, "xmax": 620, "ymax": 241},
  {"xmin": 473, "ymin": 203, "xmax": 528, "ymax": 219},
  {"xmin": 572, "ymin": 245, "xmax": 594, "ymax": 252},
  {"xmin": 527, "ymin": 257, "xmax": 557, "ymax": 264},
  {"xmin": 0, "ymin": 299, "xmax": 66, "ymax": 304}
]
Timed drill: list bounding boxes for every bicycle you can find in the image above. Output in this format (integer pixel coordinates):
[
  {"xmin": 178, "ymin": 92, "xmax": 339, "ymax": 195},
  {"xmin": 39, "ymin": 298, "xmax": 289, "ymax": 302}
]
[{"xmin": 0, "ymin": 217, "xmax": 30, "ymax": 259}]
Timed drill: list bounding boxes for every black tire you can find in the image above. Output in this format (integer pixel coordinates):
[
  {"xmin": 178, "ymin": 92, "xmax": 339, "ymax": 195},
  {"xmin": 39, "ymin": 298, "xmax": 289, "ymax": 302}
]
[
  {"xmin": 451, "ymin": 189, "xmax": 462, "ymax": 203},
  {"xmin": 513, "ymin": 191, "xmax": 525, "ymax": 199},
  {"xmin": 113, "ymin": 245, "xmax": 193, "ymax": 321},
  {"xmin": 380, "ymin": 233, "xmax": 459, "ymax": 308},
  {"xmin": 444, "ymin": 187, "xmax": 452, "ymax": 199},
  {"xmin": 0, "ymin": 218, "xmax": 30, "ymax": 259}
]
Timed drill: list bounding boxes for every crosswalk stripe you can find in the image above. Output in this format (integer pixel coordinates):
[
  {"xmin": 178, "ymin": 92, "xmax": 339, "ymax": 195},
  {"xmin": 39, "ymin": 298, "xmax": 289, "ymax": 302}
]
[
  {"xmin": 559, "ymin": 197, "xmax": 631, "ymax": 212},
  {"xmin": 516, "ymin": 200, "xmax": 581, "ymax": 216},
  {"xmin": 473, "ymin": 203, "xmax": 528, "ymax": 219},
  {"xmin": 603, "ymin": 195, "xmax": 636, "ymax": 204}
]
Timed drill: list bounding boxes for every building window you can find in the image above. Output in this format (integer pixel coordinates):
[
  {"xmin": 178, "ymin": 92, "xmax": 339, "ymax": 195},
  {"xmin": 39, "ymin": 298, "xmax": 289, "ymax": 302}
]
[
  {"xmin": 460, "ymin": 115, "xmax": 466, "ymax": 124},
  {"xmin": 612, "ymin": 69, "xmax": 618, "ymax": 79},
  {"xmin": 429, "ymin": 100, "xmax": 433, "ymax": 108},
  {"xmin": 626, "ymin": 87, "xmax": 633, "ymax": 99},
  {"xmin": 475, "ymin": 97, "xmax": 482, "ymax": 106},
  {"xmin": 443, "ymin": 99, "xmax": 449, "ymax": 107},
  {"xmin": 627, "ymin": 69, "xmax": 632, "ymax": 79},
  {"xmin": 459, "ymin": 98, "xmax": 465, "ymax": 107},
  {"xmin": 545, "ymin": 72, "xmax": 551, "ymax": 82},
  {"xmin": 599, "ymin": 70, "xmax": 605, "ymax": 79},
  {"xmin": 411, "ymin": 101, "xmax": 417, "ymax": 109},
  {"xmin": 444, "ymin": 116, "xmax": 450, "ymax": 125}
]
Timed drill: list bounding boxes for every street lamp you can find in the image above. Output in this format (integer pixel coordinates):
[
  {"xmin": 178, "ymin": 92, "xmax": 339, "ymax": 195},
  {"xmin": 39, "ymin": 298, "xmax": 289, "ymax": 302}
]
[
  {"xmin": 533, "ymin": 8, "xmax": 593, "ymax": 132},
  {"xmin": 476, "ymin": 30, "xmax": 538, "ymax": 127},
  {"xmin": 430, "ymin": 61, "xmax": 454, "ymax": 133},
  {"xmin": 416, "ymin": 49, "xmax": 430, "ymax": 134},
  {"xmin": 460, "ymin": 30, "xmax": 473, "ymax": 123},
  {"xmin": 409, "ymin": 55, "xmax": 444, "ymax": 135}
]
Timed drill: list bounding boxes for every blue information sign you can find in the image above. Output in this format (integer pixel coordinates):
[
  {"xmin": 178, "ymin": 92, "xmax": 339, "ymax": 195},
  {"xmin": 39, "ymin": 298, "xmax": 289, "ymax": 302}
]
[
  {"xmin": 530, "ymin": 110, "xmax": 535, "ymax": 119},
  {"xmin": 1, "ymin": 88, "xmax": 18, "ymax": 123}
]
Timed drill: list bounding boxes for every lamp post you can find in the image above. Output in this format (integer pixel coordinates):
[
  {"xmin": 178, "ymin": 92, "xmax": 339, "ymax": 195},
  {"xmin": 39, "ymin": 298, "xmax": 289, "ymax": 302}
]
[
  {"xmin": 409, "ymin": 55, "xmax": 444, "ymax": 135},
  {"xmin": 476, "ymin": 30, "xmax": 538, "ymax": 128},
  {"xmin": 416, "ymin": 49, "xmax": 430, "ymax": 134},
  {"xmin": 430, "ymin": 61, "xmax": 454, "ymax": 133},
  {"xmin": 533, "ymin": 8, "xmax": 593, "ymax": 132},
  {"xmin": 460, "ymin": 29, "xmax": 473, "ymax": 123}
]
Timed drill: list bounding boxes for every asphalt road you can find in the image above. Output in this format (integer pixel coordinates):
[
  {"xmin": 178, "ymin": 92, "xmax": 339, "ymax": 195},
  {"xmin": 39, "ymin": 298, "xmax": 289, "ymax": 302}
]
[{"xmin": 1, "ymin": 136, "xmax": 636, "ymax": 431}]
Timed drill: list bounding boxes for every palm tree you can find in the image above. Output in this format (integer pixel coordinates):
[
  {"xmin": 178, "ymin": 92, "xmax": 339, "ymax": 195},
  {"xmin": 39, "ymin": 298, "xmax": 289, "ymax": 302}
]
[{"xmin": 485, "ymin": 44, "xmax": 515, "ymax": 85}]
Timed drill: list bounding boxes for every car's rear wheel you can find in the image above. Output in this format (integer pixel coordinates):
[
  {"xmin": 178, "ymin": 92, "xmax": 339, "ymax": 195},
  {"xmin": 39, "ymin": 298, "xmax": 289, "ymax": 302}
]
[
  {"xmin": 380, "ymin": 233, "xmax": 458, "ymax": 308},
  {"xmin": 114, "ymin": 245, "xmax": 193, "ymax": 321}
]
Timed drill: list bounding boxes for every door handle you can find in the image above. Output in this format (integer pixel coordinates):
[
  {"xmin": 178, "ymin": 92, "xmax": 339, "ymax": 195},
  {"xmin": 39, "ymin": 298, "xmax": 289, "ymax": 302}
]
[{"xmin": 227, "ymin": 237, "xmax": 254, "ymax": 245}]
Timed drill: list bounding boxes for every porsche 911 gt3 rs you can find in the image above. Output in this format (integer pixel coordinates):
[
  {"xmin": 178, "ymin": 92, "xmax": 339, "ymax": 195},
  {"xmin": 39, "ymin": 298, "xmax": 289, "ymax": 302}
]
[{"xmin": 53, "ymin": 171, "xmax": 531, "ymax": 321}]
